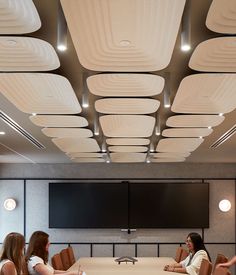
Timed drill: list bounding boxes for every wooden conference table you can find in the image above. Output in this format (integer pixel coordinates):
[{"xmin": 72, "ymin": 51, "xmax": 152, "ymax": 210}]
[{"xmin": 69, "ymin": 257, "xmax": 178, "ymax": 275}]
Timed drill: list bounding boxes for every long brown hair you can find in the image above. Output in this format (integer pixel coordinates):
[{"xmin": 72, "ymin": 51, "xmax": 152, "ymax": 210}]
[
  {"xmin": 25, "ymin": 231, "xmax": 49, "ymax": 264},
  {"xmin": 0, "ymin": 232, "xmax": 25, "ymax": 275}
]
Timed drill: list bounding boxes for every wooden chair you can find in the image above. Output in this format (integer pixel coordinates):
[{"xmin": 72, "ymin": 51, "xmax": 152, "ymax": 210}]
[
  {"xmin": 213, "ymin": 254, "xmax": 228, "ymax": 271},
  {"xmin": 213, "ymin": 267, "xmax": 231, "ymax": 275},
  {"xmin": 199, "ymin": 259, "xmax": 212, "ymax": 275},
  {"xmin": 51, "ymin": 253, "xmax": 65, "ymax": 270},
  {"xmin": 175, "ymin": 247, "xmax": 189, "ymax": 263},
  {"xmin": 60, "ymin": 248, "xmax": 71, "ymax": 270},
  {"xmin": 67, "ymin": 246, "xmax": 76, "ymax": 265}
]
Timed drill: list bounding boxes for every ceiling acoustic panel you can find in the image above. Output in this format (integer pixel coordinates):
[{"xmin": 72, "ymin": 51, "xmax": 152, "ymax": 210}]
[
  {"xmin": 162, "ymin": 128, "xmax": 213, "ymax": 138},
  {"xmin": 67, "ymin": 152, "xmax": 104, "ymax": 158},
  {"xmin": 152, "ymin": 152, "xmax": 190, "ymax": 158},
  {"xmin": 206, "ymin": 0, "xmax": 236, "ymax": 34},
  {"xmin": 42, "ymin": 128, "xmax": 93, "ymax": 138},
  {"xmin": 87, "ymin": 74, "xmax": 164, "ymax": 97},
  {"xmin": 151, "ymin": 157, "xmax": 185, "ymax": 162},
  {"xmin": 166, "ymin": 115, "xmax": 225, "ymax": 128},
  {"xmin": 52, "ymin": 138, "xmax": 100, "ymax": 153},
  {"xmin": 110, "ymin": 153, "xmax": 147, "ymax": 163},
  {"xmin": 0, "ymin": 37, "xmax": 60, "ymax": 71},
  {"xmin": 30, "ymin": 115, "xmax": 88, "ymax": 128},
  {"xmin": 60, "ymin": 0, "xmax": 186, "ymax": 71},
  {"xmin": 95, "ymin": 98, "xmax": 160, "ymax": 114},
  {"xmin": 100, "ymin": 115, "xmax": 155, "ymax": 137},
  {"xmin": 189, "ymin": 37, "xmax": 236, "ymax": 72},
  {"xmin": 0, "ymin": 0, "xmax": 41, "ymax": 34},
  {"xmin": 171, "ymin": 74, "xmax": 236, "ymax": 114},
  {"xmin": 156, "ymin": 138, "xmax": 204, "ymax": 153},
  {"xmin": 71, "ymin": 158, "xmax": 105, "ymax": 163},
  {"xmin": 0, "ymin": 73, "xmax": 81, "ymax": 114},
  {"xmin": 106, "ymin": 138, "xmax": 150, "ymax": 146},
  {"xmin": 108, "ymin": 146, "xmax": 148, "ymax": 153}
]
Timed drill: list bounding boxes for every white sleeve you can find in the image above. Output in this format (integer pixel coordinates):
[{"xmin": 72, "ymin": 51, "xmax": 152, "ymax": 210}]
[
  {"xmin": 29, "ymin": 256, "xmax": 44, "ymax": 268},
  {"xmin": 185, "ymin": 251, "xmax": 209, "ymax": 275},
  {"xmin": 180, "ymin": 255, "xmax": 191, "ymax": 267}
]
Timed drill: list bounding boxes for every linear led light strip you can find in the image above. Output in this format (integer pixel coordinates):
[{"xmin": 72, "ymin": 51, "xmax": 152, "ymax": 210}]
[
  {"xmin": 210, "ymin": 124, "xmax": 236, "ymax": 148},
  {"xmin": 0, "ymin": 110, "xmax": 45, "ymax": 149}
]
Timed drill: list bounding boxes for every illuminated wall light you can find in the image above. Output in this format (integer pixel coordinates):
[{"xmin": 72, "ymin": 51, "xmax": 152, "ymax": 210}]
[
  {"xmin": 164, "ymin": 72, "xmax": 171, "ymax": 108},
  {"xmin": 181, "ymin": 0, "xmax": 191, "ymax": 52},
  {"xmin": 219, "ymin": 199, "xmax": 231, "ymax": 212},
  {"xmin": 57, "ymin": 2, "xmax": 67, "ymax": 52},
  {"xmin": 3, "ymin": 198, "xmax": 17, "ymax": 211}
]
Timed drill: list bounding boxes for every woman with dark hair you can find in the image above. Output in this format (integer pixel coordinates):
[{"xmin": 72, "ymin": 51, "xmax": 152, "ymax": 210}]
[
  {"xmin": 164, "ymin": 232, "xmax": 211, "ymax": 275},
  {"xmin": 0, "ymin": 232, "xmax": 25, "ymax": 275},
  {"xmin": 26, "ymin": 231, "xmax": 83, "ymax": 275}
]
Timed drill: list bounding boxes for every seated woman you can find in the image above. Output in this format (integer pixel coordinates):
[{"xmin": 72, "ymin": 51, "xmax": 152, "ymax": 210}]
[
  {"xmin": 164, "ymin": 232, "xmax": 211, "ymax": 275},
  {"xmin": 0, "ymin": 232, "xmax": 25, "ymax": 275},
  {"xmin": 217, "ymin": 256, "xmax": 236, "ymax": 268},
  {"xmin": 26, "ymin": 231, "xmax": 83, "ymax": 275}
]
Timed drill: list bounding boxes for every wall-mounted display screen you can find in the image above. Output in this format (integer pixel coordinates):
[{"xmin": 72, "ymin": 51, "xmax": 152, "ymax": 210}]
[{"xmin": 49, "ymin": 182, "xmax": 209, "ymax": 228}]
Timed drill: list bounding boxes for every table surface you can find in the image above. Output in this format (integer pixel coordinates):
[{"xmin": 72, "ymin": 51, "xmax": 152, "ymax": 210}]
[{"xmin": 69, "ymin": 257, "xmax": 177, "ymax": 275}]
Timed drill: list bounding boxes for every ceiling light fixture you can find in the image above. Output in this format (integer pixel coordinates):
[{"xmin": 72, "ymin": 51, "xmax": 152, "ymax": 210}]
[
  {"xmin": 82, "ymin": 73, "xmax": 89, "ymax": 108},
  {"xmin": 3, "ymin": 198, "xmax": 17, "ymax": 211},
  {"xmin": 219, "ymin": 113, "xmax": 224, "ymax": 116},
  {"xmin": 0, "ymin": 131, "xmax": 5, "ymax": 135},
  {"xmin": 155, "ymin": 113, "xmax": 161, "ymax": 136},
  {"xmin": 210, "ymin": 124, "xmax": 236, "ymax": 148},
  {"xmin": 181, "ymin": 0, "xmax": 191, "ymax": 52},
  {"xmin": 164, "ymin": 72, "xmax": 171, "ymax": 108},
  {"xmin": 219, "ymin": 199, "xmax": 231, "ymax": 212},
  {"xmin": 57, "ymin": 2, "xmax": 67, "ymax": 51},
  {"xmin": 94, "ymin": 112, "xmax": 100, "ymax": 136}
]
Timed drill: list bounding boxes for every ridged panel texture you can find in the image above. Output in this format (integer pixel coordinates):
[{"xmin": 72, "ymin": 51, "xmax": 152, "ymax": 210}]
[
  {"xmin": 100, "ymin": 115, "xmax": 155, "ymax": 137},
  {"xmin": 0, "ymin": 37, "xmax": 60, "ymax": 71},
  {"xmin": 171, "ymin": 74, "xmax": 236, "ymax": 114},
  {"xmin": 0, "ymin": 0, "xmax": 41, "ymax": 34},
  {"xmin": 206, "ymin": 0, "xmax": 236, "ymax": 34},
  {"xmin": 52, "ymin": 138, "xmax": 100, "ymax": 153},
  {"xmin": 106, "ymin": 138, "xmax": 150, "ymax": 146},
  {"xmin": 162, "ymin": 128, "xmax": 213, "ymax": 138},
  {"xmin": 110, "ymin": 152, "xmax": 147, "ymax": 163},
  {"xmin": 30, "ymin": 115, "xmax": 88, "ymax": 128},
  {"xmin": 166, "ymin": 115, "xmax": 225, "ymax": 128},
  {"xmin": 42, "ymin": 128, "xmax": 93, "ymax": 138},
  {"xmin": 156, "ymin": 138, "xmax": 204, "ymax": 153},
  {"xmin": 61, "ymin": 0, "xmax": 186, "ymax": 71},
  {"xmin": 0, "ymin": 73, "xmax": 81, "ymax": 114},
  {"xmin": 95, "ymin": 98, "xmax": 160, "ymax": 114},
  {"xmin": 189, "ymin": 37, "xmax": 236, "ymax": 72},
  {"xmin": 87, "ymin": 74, "xmax": 164, "ymax": 97}
]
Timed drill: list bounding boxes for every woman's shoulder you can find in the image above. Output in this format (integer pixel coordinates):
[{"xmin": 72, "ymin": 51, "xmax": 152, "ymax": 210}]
[
  {"xmin": 0, "ymin": 260, "xmax": 15, "ymax": 273},
  {"xmin": 194, "ymin": 250, "xmax": 208, "ymax": 257},
  {"xmin": 28, "ymin": 256, "xmax": 44, "ymax": 265},
  {"xmin": 0, "ymin": 259, "xmax": 14, "ymax": 267}
]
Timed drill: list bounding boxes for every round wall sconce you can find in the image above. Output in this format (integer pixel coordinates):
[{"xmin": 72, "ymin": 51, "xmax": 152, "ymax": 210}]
[
  {"xmin": 3, "ymin": 198, "xmax": 17, "ymax": 211},
  {"xmin": 219, "ymin": 199, "xmax": 231, "ymax": 212}
]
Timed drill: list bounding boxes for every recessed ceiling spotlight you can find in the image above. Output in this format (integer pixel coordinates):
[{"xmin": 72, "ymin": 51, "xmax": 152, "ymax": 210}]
[
  {"xmin": 0, "ymin": 131, "xmax": 5, "ymax": 135},
  {"xmin": 208, "ymin": 126, "xmax": 212, "ymax": 129},
  {"xmin": 181, "ymin": 44, "xmax": 191, "ymax": 52},
  {"xmin": 106, "ymin": 160, "xmax": 110, "ymax": 163},
  {"xmin": 32, "ymin": 113, "xmax": 37, "ymax": 116},
  {"xmin": 82, "ymin": 103, "xmax": 89, "ymax": 108},
  {"xmin": 199, "ymin": 136, "xmax": 203, "ymax": 139},
  {"xmin": 219, "ymin": 113, "xmax": 224, "ymax": 116},
  {"xmin": 219, "ymin": 199, "xmax": 231, "ymax": 212},
  {"xmin": 57, "ymin": 44, "xmax": 67, "ymax": 51}
]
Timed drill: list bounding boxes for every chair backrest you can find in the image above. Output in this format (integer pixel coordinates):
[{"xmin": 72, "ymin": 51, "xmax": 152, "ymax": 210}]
[
  {"xmin": 60, "ymin": 248, "xmax": 71, "ymax": 270},
  {"xmin": 51, "ymin": 253, "xmax": 64, "ymax": 270},
  {"xmin": 199, "ymin": 259, "xmax": 212, "ymax": 275},
  {"xmin": 22, "ymin": 257, "xmax": 29, "ymax": 275},
  {"xmin": 214, "ymin": 254, "xmax": 228, "ymax": 271},
  {"xmin": 213, "ymin": 267, "xmax": 231, "ymax": 275},
  {"xmin": 67, "ymin": 246, "xmax": 76, "ymax": 265},
  {"xmin": 175, "ymin": 247, "xmax": 189, "ymax": 263}
]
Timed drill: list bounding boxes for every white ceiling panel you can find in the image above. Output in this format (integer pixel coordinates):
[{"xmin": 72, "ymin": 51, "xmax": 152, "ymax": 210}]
[
  {"xmin": 152, "ymin": 152, "xmax": 190, "ymax": 158},
  {"xmin": 95, "ymin": 98, "xmax": 160, "ymax": 114},
  {"xmin": 166, "ymin": 115, "xmax": 225, "ymax": 128},
  {"xmin": 67, "ymin": 152, "xmax": 104, "ymax": 158},
  {"xmin": 0, "ymin": 37, "xmax": 60, "ymax": 71},
  {"xmin": 206, "ymin": 0, "xmax": 236, "ymax": 34},
  {"xmin": 87, "ymin": 74, "xmax": 164, "ymax": 97},
  {"xmin": 162, "ymin": 128, "xmax": 213, "ymax": 138},
  {"xmin": 151, "ymin": 157, "xmax": 185, "ymax": 162},
  {"xmin": 30, "ymin": 115, "xmax": 88, "ymax": 128},
  {"xmin": 100, "ymin": 115, "xmax": 155, "ymax": 137},
  {"xmin": 0, "ymin": 0, "xmax": 41, "ymax": 34},
  {"xmin": 0, "ymin": 73, "xmax": 81, "ymax": 114},
  {"xmin": 171, "ymin": 74, "xmax": 236, "ymax": 114},
  {"xmin": 42, "ymin": 128, "xmax": 93, "ymax": 138},
  {"xmin": 189, "ymin": 37, "xmax": 236, "ymax": 72},
  {"xmin": 52, "ymin": 138, "xmax": 100, "ymax": 153},
  {"xmin": 106, "ymin": 138, "xmax": 150, "ymax": 146},
  {"xmin": 156, "ymin": 138, "xmax": 204, "ymax": 152},
  {"xmin": 61, "ymin": 0, "xmax": 185, "ymax": 71},
  {"xmin": 110, "ymin": 152, "xmax": 147, "ymax": 163},
  {"xmin": 71, "ymin": 158, "xmax": 105, "ymax": 163},
  {"xmin": 108, "ymin": 146, "xmax": 148, "ymax": 153}
]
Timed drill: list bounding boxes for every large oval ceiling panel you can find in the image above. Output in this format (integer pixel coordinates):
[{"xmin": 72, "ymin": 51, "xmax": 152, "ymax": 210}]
[
  {"xmin": 156, "ymin": 138, "xmax": 204, "ymax": 152},
  {"xmin": 42, "ymin": 128, "xmax": 93, "ymax": 138},
  {"xmin": 110, "ymin": 153, "xmax": 147, "ymax": 163},
  {"xmin": 60, "ymin": 0, "xmax": 186, "ymax": 71},
  {"xmin": 162, "ymin": 128, "xmax": 213, "ymax": 138},
  {"xmin": 106, "ymin": 138, "xmax": 150, "ymax": 146}
]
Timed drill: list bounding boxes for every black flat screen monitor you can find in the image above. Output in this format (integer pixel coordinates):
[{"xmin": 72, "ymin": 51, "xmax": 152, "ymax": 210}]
[
  {"xmin": 129, "ymin": 183, "xmax": 209, "ymax": 228},
  {"xmin": 49, "ymin": 183, "xmax": 129, "ymax": 228}
]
